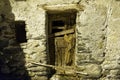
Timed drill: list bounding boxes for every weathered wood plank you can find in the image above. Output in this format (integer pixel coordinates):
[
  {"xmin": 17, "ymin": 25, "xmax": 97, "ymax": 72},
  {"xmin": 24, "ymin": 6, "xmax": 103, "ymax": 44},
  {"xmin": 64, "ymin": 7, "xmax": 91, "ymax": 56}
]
[
  {"xmin": 31, "ymin": 62, "xmax": 88, "ymax": 75},
  {"xmin": 49, "ymin": 28, "xmax": 74, "ymax": 37},
  {"xmin": 55, "ymin": 28, "xmax": 74, "ymax": 36}
]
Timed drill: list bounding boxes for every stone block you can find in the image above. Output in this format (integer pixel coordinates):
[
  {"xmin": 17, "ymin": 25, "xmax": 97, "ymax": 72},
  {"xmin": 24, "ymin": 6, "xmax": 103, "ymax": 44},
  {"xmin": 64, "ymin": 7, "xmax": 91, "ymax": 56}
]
[
  {"xmin": 0, "ymin": 38, "xmax": 9, "ymax": 50},
  {"xmin": 3, "ymin": 46, "xmax": 22, "ymax": 54},
  {"xmin": 9, "ymin": 39, "xmax": 17, "ymax": 45},
  {"xmin": 30, "ymin": 52, "xmax": 47, "ymax": 63},
  {"xmin": 76, "ymin": 54, "xmax": 91, "ymax": 65},
  {"xmin": 77, "ymin": 64, "xmax": 102, "ymax": 78},
  {"xmin": 111, "ymin": 1, "xmax": 120, "ymax": 18},
  {"xmin": 27, "ymin": 66, "xmax": 47, "ymax": 72},
  {"xmin": 31, "ymin": 75, "xmax": 48, "ymax": 80},
  {"xmin": 1, "ymin": 65, "xmax": 10, "ymax": 74}
]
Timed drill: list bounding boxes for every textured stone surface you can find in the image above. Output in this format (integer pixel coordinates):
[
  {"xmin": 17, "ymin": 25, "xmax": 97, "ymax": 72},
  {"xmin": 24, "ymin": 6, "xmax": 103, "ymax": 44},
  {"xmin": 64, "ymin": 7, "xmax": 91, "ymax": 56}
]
[
  {"xmin": 81, "ymin": 64, "xmax": 102, "ymax": 78},
  {"xmin": 0, "ymin": 0, "xmax": 120, "ymax": 80}
]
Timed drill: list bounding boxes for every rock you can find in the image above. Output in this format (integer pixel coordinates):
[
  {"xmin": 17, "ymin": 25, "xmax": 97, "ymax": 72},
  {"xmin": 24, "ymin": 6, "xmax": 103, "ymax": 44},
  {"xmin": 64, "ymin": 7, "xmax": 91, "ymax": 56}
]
[
  {"xmin": 9, "ymin": 39, "xmax": 17, "ymax": 45},
  {"xmin": 23, "ymin": 49, "xmax": 33, "ymax": 54},
  {"xmin": 31, "ymin": 75, "xmax": 48, "ymax": 80},
  {"xmin": 14, "ymin": 69, "xmax": 26, "ymax": 76},
  {"xmin": 1, "ymin": 65, "xmax": 10, "ymax": 74},
  {"xmin": 3, "ymin": 46, "xmax": 22, "ymax": 54},
  {"xmin": 76, "ymin": 53, "xmax": 91, "ymax": 65},
  {"xmin": 78, "ymin": 64, "xmax": 102, "ymax": 78},
  {"xmin": 31, "ymin": 52, "xmax": 47, "ymax": 62},
  {"xmin": 35, "ymin": 71, "xmax": 47, "ymax": 76},
  {"xmin": 0, "ymin": 15, "xmax": 3, "ymax": 22},
  {"xmin": 0, "ymin": 38, "xmax": 9, "ymax": 50},
  {"xmin": 9, "ymin": 61, "xmax": 25, "ymax": 67},
  {"xmin": 27, "ymin": 40, "xmax": 39, "ymax": 49},
  {"xmin": 32, "ymin": 46, "xmax": 46, "ymax": 53},
  {"xmin": 31, "ymin": 34, "xmax": 41, "ymax": 40},
  {"xmin": 20, "ymin": 43, "xmax": 27, "ymax": 49},
  {"xmin": 27, "ymin": 67, "xmax": 46, "ymax": 72},
  {"xmin": 50, "ymin": 75, "xmax": 60, "ymax": 80},
  {"xmin": 26, "ymin": 33, "xmax": 32, "ymax": 39}
]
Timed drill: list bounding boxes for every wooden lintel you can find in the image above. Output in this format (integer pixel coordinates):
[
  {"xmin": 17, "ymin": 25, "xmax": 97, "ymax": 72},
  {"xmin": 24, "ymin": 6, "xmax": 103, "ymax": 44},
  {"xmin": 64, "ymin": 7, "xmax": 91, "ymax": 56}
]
[{"xmin": 38, "ymin": 4, "xmax": 84, "ymax": 13}]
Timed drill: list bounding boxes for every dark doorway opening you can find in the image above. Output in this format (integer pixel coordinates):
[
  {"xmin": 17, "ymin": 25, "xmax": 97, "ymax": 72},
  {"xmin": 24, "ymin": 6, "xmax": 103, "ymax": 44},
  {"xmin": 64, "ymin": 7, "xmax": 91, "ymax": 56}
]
[
  {"xmin": 47, "ymin": 11, "xmax": 76, "ymax": 78},
  {"xmin": 15, "ymin": 21, "xmax": 27, "ymax": 43},
  {"xmin": 52, "ymin": 20, "xmax": 65, "ymax": 27}
]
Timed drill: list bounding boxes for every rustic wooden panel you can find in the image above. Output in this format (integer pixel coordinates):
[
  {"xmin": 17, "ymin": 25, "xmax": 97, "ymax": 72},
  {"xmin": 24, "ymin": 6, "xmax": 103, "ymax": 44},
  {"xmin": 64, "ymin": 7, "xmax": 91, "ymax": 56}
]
[{"xmin": 55, "ymin": 34, "xmax": 75, "ymax": 67}]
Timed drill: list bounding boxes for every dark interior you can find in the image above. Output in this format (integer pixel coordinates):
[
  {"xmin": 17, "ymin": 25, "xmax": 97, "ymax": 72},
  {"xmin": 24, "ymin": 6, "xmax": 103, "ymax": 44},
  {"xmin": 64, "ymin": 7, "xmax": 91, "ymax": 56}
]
[
  {"xmin": 52, "ymin": 20, "xmax": 65, "ymax": 26},
  {"xmin": 15, "ymin": 21, "xmax": 27, "ymax": 43}
]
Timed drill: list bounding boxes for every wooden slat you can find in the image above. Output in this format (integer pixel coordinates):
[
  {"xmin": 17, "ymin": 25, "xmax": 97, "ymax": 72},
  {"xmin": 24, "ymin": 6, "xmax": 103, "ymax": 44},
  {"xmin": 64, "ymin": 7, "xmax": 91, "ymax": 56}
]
[
  {"xmin": 49, "ymin": 28, "xmax": 74, "ymax": 38},
  {"xmin": 55, "ymin": 28, "xmax": 74, "ymax": 36},
  {"xmin": 30, "ymin": 62, "xmax": 88, "ymax": 75}
]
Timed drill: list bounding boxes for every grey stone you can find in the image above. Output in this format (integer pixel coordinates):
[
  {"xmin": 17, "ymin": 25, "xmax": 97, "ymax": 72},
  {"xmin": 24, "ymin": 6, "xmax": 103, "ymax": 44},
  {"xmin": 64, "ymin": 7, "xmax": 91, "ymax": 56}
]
[
  {"xmin": 31, "ymin": 75, "xmax": 48, "ymax": 80},
  {"xmin": 9, "ymin": 39, "xmax": 17, "ymax": 45},
  {"xmin": 3, "ymin": 46, "xmax": 22, "ymax": 54},
  {"xmin": 14, "ymin": 70, "xmax": 26, "ymax": 76},
  {"xmin": 78, "ymin": 64, "xmax": 102, "ymax": 78},
  {"xmin": 0, "ymin": 0, "xmax": 119, "ymax": 80},
  {"xmin": 0, "ymin": 38, "xmax": 9, "ymax": 50},
  {"xmin": 1, "ymin": 65, "xmax": 10, "ymax": 74},
  {"xmin": 27, "ymin": 67, "xmax": 46, "ymax": 72}
]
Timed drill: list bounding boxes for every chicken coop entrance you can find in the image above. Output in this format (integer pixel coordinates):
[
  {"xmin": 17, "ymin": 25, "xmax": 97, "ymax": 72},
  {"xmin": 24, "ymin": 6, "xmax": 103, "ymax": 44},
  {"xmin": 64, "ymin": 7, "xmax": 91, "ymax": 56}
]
[{"xmin": 47, "ymin": 11, "xmax": 76, "ymax": 75}]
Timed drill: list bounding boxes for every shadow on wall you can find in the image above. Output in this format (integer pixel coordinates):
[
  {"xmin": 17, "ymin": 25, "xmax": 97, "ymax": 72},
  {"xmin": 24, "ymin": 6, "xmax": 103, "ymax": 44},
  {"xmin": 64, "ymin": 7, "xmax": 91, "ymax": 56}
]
[{"xmin": 0, "ymin": 0, "xmax": 31, "ymax": 80}]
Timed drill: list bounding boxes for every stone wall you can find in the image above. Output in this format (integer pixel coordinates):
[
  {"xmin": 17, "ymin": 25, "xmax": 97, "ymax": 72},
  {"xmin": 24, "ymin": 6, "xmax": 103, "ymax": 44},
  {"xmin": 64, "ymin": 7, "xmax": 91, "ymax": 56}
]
[
  {"xmin": 0, "ymin": 0, "xmax": 30, "ymax": 80},
  {"xmin": 0, "ymin": 0, "xmax": 120, "ymax": 80}
]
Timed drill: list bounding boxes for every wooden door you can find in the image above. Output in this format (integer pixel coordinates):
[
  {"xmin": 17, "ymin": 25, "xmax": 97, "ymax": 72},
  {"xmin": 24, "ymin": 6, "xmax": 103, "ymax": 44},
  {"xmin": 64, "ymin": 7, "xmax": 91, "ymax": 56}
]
[{"xmin": 55, "ymin": 33, "xmax": 75, "ymax": 66}]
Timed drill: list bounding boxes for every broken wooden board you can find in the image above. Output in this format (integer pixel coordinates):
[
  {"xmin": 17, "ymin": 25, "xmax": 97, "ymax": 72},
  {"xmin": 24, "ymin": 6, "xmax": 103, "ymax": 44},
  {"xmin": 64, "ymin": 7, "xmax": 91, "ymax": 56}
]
[
  {"xmin": 49, "ymin": 28, "xmax": 74, "ymax": 37},
  {"xmin": 31, "ymin": 62, "xmax": 87, "ymax": 75}
]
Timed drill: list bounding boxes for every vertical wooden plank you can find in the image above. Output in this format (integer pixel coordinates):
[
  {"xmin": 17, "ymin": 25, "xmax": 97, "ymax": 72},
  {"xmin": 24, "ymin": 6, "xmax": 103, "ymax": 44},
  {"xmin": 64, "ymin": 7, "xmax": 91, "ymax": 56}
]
[{"xmin": 55, "ymin": 34, "xmax": 75, "ymax": 67}]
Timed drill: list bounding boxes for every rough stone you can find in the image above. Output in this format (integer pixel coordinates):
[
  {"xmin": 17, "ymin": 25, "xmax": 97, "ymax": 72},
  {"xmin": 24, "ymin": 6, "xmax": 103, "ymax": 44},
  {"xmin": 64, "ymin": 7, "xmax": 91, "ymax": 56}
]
[
  {"xmin": 30, "ymin": 52, "xmax": 47, "ymax": 63},
  {"xmin": 0, "ymin": 0, "xmax": 120, "ymax": 80},
  {"xmin": 31, "ymin": 75, "xmax": 48, "ymax": 80},
  {"xmin": 0, "ymin": 38, "xmax": 9, "ymax": 50},
  {"xmin": 3, "ymin": 46, "xmax": 22, "ymax": 54},
  {"xmin": 78, "ymin": 64, "xmax": 102, "ymax": 78},
  {"xmin": 9, "ymin": 39, "xmax": 17, "ymax": 45},
  {"xmin": 27, "ymin": 67, "xmax": 46, "ymax": 72},
  {"xmin": 1, "ymin": 65, "xmax": 10, "ymax": 74}
]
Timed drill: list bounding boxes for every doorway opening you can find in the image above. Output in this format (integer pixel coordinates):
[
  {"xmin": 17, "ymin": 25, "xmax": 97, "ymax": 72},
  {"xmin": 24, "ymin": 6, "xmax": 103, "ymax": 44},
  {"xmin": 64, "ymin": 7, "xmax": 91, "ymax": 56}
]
[
  {"xmin": 15, "ymin": 21, "xmax": 27, "ymax": 43},
  {"xmin": 47, "ymin": 10, "xmax": 77, "ymax": 77}
]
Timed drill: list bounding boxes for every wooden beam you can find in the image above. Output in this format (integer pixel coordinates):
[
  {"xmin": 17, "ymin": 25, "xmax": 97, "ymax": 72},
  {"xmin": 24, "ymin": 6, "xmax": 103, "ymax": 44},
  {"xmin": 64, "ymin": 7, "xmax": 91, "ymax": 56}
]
[
  {"xmin": 49, "ymin": 28, "xmax": 75, "ymax": 38},
  {"xmin": 31, "ymin": 62, "xmax": 88, "ymax": 75},
  {"xmin": 55, "ymin": 28, "xmax": 74, "ymax": 36},
  {"xmin": 37, "ymin": 4, "xmax": 84, "ymax": 13}
]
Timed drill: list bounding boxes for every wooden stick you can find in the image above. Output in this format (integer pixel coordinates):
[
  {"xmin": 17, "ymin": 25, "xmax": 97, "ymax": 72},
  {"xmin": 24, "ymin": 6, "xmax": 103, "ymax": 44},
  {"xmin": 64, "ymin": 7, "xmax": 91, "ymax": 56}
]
[
  {"xmin": 31, "ymin": 62, "xmax": 56, "ymax": 68},
  {"xmin": 55, "ymin": 28, "xmax": 74, "ymax": 36},
  {"xmin": 31, "ymin": 62, "xmax": 88, "ymax": 75},
  {"xmin": 49, "ymin": 28, "xmax": 74, "ymax": 38}
]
